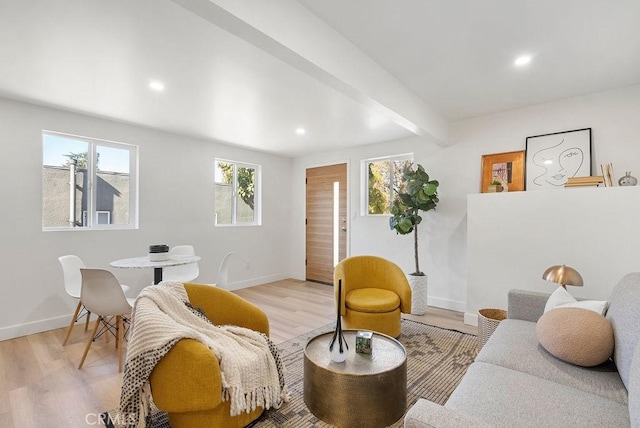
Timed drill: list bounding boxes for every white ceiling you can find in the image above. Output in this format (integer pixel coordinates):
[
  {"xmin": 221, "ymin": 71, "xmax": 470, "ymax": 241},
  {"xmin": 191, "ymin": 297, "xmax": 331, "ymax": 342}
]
[
  {"xmin": 1, "ymin": 0, "xmax": 639, "ymax": 157},
  {"xmin": 300, "ymin": 0, "xmax": 640, "ymax": 121}
]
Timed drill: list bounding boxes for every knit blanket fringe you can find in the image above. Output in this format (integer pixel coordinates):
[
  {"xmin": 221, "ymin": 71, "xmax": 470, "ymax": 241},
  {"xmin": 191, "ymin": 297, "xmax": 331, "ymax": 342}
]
[{"xmin": 223, "ymin": 384, "xmax": 283, "ymax": 416}]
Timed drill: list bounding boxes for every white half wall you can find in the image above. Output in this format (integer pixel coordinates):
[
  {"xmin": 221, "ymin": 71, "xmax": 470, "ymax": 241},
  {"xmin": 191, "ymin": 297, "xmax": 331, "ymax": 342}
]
[
  {"xmin": 440, "ymin": 84, "xmax": 640, "ymax": 324},
  {"xmin": 0, "ymin": 97, "xmax": 292, "ymax": 341},
  {"xmin": 466, "ymin": 187, "xmax": 640, "ymax": 325}
]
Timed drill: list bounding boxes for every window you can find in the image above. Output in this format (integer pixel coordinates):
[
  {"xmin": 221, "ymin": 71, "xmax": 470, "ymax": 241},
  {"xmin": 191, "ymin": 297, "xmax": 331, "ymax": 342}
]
[
  {"xmin": 363, "ymin": 154, "xmax": 413, "ymax": 215},
  {"xmin": 42, "ymin": 131, "xmax": 138, "ymax": 230},
  {"xmin": 214, "ymin": 159, "xmax": 260, "ymax": 226},
  {"xmin": 82, "ymin": 211, "xmax": 111, "ymax": 225}
]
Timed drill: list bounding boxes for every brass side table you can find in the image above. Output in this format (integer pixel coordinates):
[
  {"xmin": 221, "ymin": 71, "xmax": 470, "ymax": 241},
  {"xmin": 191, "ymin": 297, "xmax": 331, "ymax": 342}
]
[{"xmin": 303, "ymin": 330, "xmax": 407, "ymax": 428}]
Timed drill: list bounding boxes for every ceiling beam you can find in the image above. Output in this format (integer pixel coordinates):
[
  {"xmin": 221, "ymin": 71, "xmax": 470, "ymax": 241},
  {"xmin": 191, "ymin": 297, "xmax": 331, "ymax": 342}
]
[{"xmin": 171, "ymin": 0, "xmax": 450, "ymax": 146}]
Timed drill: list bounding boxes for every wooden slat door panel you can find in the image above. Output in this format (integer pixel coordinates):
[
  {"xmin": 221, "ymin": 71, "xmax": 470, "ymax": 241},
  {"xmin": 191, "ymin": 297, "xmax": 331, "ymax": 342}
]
[{"xmin": 306, "ymin": 163, "xmax": 347, "ymax": 284}]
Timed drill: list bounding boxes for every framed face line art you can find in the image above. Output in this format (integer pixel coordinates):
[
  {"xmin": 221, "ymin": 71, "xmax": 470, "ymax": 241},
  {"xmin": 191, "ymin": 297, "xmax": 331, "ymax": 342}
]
[{"xmin": 525, "ymin": 128, "xmax": 592, "ymax": 190}]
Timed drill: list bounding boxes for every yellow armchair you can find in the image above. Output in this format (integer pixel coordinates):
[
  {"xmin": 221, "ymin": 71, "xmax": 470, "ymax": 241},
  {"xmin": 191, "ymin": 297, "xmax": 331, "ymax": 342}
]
[
  {"xmin": 334, "ymin": 255, "xmax": 411, "ymax": 338},
  {"xmin": 149, "ymin": 283, "xmax": 269, "ymax": 428}
]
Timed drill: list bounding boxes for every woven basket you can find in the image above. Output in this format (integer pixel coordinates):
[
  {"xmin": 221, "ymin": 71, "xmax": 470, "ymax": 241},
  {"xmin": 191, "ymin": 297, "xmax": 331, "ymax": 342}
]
[{"xmin": 477, "ymin": 308, "xmax": 507, "ymax": 350}]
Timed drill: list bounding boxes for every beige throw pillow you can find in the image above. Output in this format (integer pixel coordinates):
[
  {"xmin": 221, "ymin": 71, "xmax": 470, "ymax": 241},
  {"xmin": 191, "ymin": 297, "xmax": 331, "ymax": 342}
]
[{"xmin": 537, "ymin": 307, "xmax": 614, "ymax": 367}]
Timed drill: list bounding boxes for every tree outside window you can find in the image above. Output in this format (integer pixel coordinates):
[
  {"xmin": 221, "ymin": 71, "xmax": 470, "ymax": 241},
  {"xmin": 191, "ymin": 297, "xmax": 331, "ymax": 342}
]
[
  {"xmin": 215, "ymin": 159, "xmax": 260, "ymax": 225},
  {"xmin": 366, "ymin": 156, "xmax": 412, "ymax": 215}
]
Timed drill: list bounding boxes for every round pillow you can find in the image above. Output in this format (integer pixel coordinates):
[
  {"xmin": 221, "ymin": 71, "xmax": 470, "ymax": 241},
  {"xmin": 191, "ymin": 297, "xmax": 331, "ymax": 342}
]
[{"xmin": 536, "ymin": 307, "xmax": 614, "ymax": 367}]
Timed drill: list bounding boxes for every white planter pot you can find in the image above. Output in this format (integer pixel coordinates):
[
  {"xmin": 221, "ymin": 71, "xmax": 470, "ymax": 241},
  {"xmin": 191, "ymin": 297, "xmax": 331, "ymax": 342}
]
[{"xmin": 407, "ymin": 274, "xmax": 428, "ymax": 315}]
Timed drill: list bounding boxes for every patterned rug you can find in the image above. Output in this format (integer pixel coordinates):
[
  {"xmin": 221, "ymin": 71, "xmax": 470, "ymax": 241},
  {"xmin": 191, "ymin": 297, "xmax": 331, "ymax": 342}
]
[{"xmin": 104, "ymin": 319, "xmax": 477, "ymax": 427}]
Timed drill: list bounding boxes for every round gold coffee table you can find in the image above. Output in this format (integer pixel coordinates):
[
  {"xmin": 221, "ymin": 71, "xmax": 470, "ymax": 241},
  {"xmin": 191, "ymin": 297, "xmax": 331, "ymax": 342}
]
[{"xmin": 303, "ymin": 330, "xmax": 407, "ymax": 428}]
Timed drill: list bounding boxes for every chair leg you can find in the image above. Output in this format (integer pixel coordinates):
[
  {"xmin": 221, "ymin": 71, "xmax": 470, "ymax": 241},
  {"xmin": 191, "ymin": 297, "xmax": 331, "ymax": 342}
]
[
  {"xmin": 117, "ymin": 316, "xmax": 125, "ymax": 373},
  {"xmin": 115, "ymin": 317, "xmax": 120, "ymax": 350},
  {"xmin": 104, "ymin": 317, "xmax": 110, "ymax": 344},
  {"xmin": 62, "ymin": 301, "xmax": 83, "ymax": 346},
  {"xmin": 79, "ymin": 317, "xmax": 102, "ymax": 369},
  {"xmin": 85, "ymin": 311, "xmax": 91, "ymax": 332}
]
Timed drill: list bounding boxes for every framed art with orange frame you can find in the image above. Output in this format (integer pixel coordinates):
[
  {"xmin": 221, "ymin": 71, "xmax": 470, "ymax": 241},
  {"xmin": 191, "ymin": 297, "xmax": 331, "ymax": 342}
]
[{"xmin": 481, "ymin": 150, "xmax": 525, "ymax": 192}]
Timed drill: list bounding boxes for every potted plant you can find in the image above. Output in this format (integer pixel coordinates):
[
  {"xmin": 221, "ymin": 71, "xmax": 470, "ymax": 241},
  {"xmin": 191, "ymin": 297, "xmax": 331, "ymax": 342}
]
[
  {"xmin": 487, "ymin": 180, "xmax": 504, "ymax": 193},
  {"xmin": 389, "ymin": 163, "xmax": 439, "ymax": 314}
]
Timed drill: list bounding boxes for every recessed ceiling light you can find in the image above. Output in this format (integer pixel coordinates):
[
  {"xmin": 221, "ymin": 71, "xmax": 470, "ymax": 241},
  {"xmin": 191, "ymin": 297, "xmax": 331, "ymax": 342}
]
[
  {"xmin": 514, "ymin": 55, "xmax": 532, "ymax": 66},
  {"xmin": 149, "ymin": 80, "xmax": 165, "ymax": 91},
  {"xmin": 295, "ymin": 127, "xmax": 306, "ymax": 135}
]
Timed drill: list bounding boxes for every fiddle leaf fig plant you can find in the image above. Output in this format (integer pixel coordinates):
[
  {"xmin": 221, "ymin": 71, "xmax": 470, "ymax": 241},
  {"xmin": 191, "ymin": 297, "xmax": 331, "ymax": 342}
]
[{"xmin": 389, "ymin": 163, "xmax": 439, "ymax": 276}]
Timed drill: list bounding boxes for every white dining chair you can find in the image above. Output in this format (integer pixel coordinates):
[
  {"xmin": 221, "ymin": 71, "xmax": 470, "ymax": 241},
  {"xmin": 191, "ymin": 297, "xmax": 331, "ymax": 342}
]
[
  {"xmin": 78, "ymin": 268, "xmax": 135, "ymax": 372},
  {"xmin": 58, "ymin": 255, "xmax": 130, "ymax": 346},
  {"xmin": 216, "ymin": 252, "xmax": 234, "ymax": 288},
  {"xmin": 162, "ymin": 245, "xmax": 199, "ymax": 283}
]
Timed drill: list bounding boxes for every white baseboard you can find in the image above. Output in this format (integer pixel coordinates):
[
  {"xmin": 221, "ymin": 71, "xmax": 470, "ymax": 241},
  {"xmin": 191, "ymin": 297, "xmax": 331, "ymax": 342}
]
[
  {"xmin": 0, "ymin": 314, "xmax": 71, "ymax": 342},
  {"xmin": 464, "ymin": 312, "xmax": 479, "ymax": 326},
  {"xmin": 1, "ymin": 275, "xmax": 469, "ymax": 340},
  {"xmin": 427, "ymin": 296, "xmax": 466, "ymax": 313},
  {"xmin": 222, "ymin": 273, "xmax": 290, "ymax": 291},
  {"xmin": 0, "ymin": 274, "xmax": 289, "ymax": 341}
]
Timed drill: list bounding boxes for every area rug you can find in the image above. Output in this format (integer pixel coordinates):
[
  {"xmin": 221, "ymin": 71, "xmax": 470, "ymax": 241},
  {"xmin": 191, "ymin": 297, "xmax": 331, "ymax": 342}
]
[{"xmin": 103, "ymin": 319, "xmax": 477, "ymax": 428}]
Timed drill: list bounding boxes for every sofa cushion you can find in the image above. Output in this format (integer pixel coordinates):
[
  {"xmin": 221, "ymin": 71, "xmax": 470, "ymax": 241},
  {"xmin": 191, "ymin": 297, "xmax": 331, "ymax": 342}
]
[
  {"xmin": 445, "ymin": 362, "xmax": 630, "ymax": 428},
  {"xmin": 345, "ymin": 288, "xmax": 400, "ymax": 312},
  {"xmin": 537, "ymin": 307, "xmax": 614, "ymax": 367},
  {"xmin": 544, "ymin": 286, "xmax": 576, "ymax": 311},
  {"xmin": 544, "ymin": 286, "xmax": 608, "ymax": 315},
  {"xmin": 476, "ymin": 319, "xmax": 627, "ymax": 404},
  {"xmin": 405, "ymin": 399, "xmax": 491, "ymax": 428},
  {"xmin": 630, "ymin": 342, "xmax": 640, "ymax": 428},
  {"xmin": 606, "ymin": 272, "xmax": 640, "ymax": 390}
]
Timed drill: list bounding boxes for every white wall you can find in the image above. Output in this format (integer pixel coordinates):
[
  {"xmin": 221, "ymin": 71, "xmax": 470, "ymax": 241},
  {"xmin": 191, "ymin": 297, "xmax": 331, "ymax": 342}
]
[
  {"xmin": 0, "ymin": 97, "xmax": 292, "ymax": 340},
  {"xmin": 467, "ymin": 187, "xmax": 640, "ymax": 324},
  {"xmin": 289, "ymin": 136, "xmax": 457, "ymax": 302},
  {"xmin": 3, "ymin": 83, "xmax": 639, "ymax": 340},
  {"xmin": 443, "ymin": 84, "xmax": 640, "ymax": 323},
  {"xmin": 289, "ymin": 84, "xmax": 640, "ymax": 317}
]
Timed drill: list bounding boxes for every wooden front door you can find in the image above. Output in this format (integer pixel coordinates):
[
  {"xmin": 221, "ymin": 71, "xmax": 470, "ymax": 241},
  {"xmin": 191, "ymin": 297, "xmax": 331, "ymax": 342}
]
[{"xmin": 305, "ymin": 163, "xmax": 347, "ymax": 284}]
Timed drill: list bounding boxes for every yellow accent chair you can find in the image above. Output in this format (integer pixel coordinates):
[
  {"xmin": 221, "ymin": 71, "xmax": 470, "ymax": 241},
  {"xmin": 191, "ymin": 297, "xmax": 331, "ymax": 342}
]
[
  {"xmin": 149, "ymin": 283, "xmax": 269, "ymax": 428},
  {"xmin": 334, "ymin": 255, "xmax": 412, "ymax": 338}
]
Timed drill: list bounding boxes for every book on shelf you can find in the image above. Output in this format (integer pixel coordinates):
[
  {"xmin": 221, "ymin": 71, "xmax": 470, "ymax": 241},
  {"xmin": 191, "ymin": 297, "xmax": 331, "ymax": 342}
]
[
  {"xmin": 565, "ymin": 183, "xmax": 602, "ymax": 187},
  {"xmin": 565, "ymin": 176, "xmax": 604, "ymax": 187},
  {"xmin": 566, "ymin": 176, "xmax": 604, "ymax": 184}
]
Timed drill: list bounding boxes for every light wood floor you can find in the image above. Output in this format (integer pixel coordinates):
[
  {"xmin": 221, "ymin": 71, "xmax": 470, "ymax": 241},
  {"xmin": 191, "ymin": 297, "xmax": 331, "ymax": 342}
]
[{"xmin": 0, "ymin": 279, "xmax": 476, "ymax": 427}]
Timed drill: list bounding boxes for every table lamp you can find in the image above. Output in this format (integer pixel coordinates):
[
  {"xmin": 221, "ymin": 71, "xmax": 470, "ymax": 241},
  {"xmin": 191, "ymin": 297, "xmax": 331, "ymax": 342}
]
[{"xmin": 542, "ymin": 264, "xmax": 584, "ymax": 289}]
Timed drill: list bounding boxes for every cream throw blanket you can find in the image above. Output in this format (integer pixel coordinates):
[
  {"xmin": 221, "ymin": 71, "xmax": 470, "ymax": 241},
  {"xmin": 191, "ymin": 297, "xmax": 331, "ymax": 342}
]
[{"xmin": 118, "ymin": 281, "xmax": 287, "ymax": 428}]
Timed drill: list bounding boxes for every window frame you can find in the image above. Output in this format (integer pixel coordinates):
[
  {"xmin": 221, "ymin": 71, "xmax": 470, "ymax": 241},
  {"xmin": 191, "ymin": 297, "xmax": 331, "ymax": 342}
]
[
  {"xmin": 42, "ymin": 130, "xmax": 139, "ymax": 231},
  {"xmin": 214, "ymin": 158, "xmax": 261, "ymax": 227},
  {"xmin": 361, "ymin": 153, "xmax": 413, "ymax": 216}
]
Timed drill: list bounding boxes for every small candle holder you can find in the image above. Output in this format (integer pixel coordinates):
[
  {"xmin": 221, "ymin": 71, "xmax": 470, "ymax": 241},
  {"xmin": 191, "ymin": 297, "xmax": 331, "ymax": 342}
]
[{"xmin": 356, "ymin": 331, "xmax": 373, "ymax": 354}]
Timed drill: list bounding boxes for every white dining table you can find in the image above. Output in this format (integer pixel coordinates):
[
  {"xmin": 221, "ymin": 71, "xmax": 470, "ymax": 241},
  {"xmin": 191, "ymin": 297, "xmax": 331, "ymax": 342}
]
[{"xmin": 110, "ymin": 255, "xmax": 201, "ymax": 284}]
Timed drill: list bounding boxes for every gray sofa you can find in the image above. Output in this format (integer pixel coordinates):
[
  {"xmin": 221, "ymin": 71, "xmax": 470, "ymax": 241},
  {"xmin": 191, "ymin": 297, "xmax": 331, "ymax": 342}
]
[{"xmin": 405, "ymin": 272, "xmax": 640, "ymax": 427}]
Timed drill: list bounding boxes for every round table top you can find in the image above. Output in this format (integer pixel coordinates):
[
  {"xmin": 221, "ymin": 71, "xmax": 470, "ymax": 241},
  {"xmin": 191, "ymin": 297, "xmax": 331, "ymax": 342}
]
[
  {"xmin": 110, "ymin": 255, "xmax": 200, "ymax": 269},
  {"xmin": 304, "ymin": 330, "xmax": 406, "ymax": 375}
]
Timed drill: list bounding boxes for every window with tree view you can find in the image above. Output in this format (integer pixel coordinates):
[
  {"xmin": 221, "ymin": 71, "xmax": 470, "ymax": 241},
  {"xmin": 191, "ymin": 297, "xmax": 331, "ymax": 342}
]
[
  {"xmin": 215, "ymin": 159, "xmax": 260, "ymax": 225},
  {"xmin": 42, "ymin": 131, "xmax": 138, "ymax": 230},
  {"xmin": 365, "ymin": 155, "xmax": 413, "ymax": 215}
]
